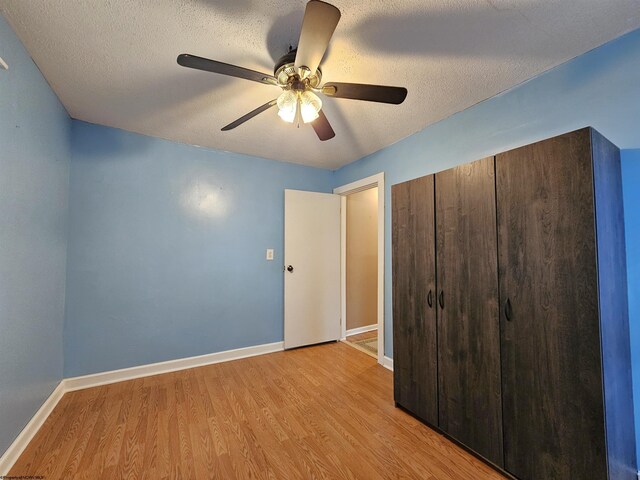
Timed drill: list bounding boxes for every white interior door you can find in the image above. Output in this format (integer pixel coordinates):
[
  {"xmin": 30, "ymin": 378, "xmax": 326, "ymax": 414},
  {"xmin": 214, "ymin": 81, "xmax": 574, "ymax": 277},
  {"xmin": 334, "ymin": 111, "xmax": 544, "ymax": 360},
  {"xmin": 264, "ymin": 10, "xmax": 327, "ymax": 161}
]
[{"xmin": 284, "ymin": 189, "xmax": 341, "ymax": 349}]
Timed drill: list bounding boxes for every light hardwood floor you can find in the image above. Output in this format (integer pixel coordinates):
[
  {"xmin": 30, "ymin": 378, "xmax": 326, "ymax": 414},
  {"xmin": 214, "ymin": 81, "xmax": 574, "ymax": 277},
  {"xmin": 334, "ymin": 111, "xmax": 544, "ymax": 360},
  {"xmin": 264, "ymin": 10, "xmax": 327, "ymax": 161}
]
[{"xmin": 10, "ymin": 342, "xmax": 505, "ymax": 479}]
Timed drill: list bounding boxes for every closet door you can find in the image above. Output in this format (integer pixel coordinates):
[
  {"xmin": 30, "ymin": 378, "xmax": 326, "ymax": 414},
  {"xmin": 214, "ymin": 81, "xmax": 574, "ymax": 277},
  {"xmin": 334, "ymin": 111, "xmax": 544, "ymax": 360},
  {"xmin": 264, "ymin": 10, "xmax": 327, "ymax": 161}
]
[
  {"xmin": 392, "ymin": 176, "xmax": 438, "ymax": 425},
  {"xmin": 496, "ymin": 130, "xmax": 607, "ymax": 479},
  {"xmin": 435, "ymin": 157, "xmax": 503, "ymax": 466}
]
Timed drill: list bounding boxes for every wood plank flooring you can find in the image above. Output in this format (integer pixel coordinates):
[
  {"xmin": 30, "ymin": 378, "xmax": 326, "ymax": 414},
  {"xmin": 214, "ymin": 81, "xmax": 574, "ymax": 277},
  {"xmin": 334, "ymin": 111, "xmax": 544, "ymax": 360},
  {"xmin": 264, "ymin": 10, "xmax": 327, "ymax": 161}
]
[{"xmin": 10, "ymin": 342, "xmax": 505, "ymax": 479}]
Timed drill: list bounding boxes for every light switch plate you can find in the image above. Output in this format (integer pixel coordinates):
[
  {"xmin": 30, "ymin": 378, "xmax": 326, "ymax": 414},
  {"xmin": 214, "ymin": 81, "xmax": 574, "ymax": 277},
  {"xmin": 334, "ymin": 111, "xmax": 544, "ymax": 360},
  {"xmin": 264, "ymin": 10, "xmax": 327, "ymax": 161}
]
[{"xmin": 266, "ymin": 249, "xmax": 274, "ymax": 260}]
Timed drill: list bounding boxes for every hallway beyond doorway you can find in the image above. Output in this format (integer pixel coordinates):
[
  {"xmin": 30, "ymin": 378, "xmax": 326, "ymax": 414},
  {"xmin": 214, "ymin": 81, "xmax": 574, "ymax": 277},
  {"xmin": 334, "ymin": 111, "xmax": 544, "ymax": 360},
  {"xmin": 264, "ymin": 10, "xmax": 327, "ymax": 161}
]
[{"xmin": 344, "ymin": 329, "xmax": 377, "ymax": 359}]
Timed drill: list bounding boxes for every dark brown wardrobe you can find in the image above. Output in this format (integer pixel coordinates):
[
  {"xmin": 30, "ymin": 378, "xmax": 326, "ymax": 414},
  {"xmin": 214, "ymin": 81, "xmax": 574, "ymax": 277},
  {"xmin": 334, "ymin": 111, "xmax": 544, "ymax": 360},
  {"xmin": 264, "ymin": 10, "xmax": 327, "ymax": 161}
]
[{"xmin": 392, "ymin": 128, "xmax": 636, "ymax": 480}]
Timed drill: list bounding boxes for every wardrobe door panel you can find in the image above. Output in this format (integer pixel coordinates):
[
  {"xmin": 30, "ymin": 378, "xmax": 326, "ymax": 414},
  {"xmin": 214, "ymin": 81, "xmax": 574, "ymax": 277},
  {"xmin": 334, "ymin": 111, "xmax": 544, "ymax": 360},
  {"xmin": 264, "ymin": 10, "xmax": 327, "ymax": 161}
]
[
  {"xmin": 435, "ymin": 157, "xmax": 503, "ymax": 466},
  {"xmin": 496, "ymin": 129, "xmax": 607, "ymax": 479},
  {"xmin": 392, "ymin": 176, "xmax": 438, "ymax": 425}
]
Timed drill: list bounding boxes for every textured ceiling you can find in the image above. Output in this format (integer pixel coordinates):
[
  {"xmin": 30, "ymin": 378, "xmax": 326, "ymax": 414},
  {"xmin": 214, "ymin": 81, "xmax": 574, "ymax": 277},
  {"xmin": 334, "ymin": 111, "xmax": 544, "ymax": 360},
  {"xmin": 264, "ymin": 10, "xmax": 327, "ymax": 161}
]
[{"xmin": 2, "ymin": 1, "xmax": 640, "ymax": 169}]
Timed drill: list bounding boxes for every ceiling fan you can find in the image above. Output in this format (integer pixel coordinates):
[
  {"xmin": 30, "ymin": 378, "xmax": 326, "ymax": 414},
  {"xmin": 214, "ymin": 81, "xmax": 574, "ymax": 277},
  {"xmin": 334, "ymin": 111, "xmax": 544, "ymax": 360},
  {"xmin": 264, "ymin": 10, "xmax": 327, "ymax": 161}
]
[{"xmin": 177, "ymin": 0, "xmax": 407, "ymax": 141}]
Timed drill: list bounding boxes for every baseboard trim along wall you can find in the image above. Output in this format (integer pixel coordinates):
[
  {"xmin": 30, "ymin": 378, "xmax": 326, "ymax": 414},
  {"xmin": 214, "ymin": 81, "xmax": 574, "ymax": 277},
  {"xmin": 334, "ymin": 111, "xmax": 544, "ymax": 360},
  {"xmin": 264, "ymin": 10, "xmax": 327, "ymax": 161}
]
[
  {"xmin": 0, "ymin": 382, "xmax": 66, "ymax": 475},
  {"xmin": 64, "ymin": 341, "xmax": 285, "ymax": 392},
  {"xmin": 345, "ymin": 324, "xmax": 378, "ymax": 337},
  {"xmin": 383, "ymin": 356, "xmax": 394, "ymax": 371}
]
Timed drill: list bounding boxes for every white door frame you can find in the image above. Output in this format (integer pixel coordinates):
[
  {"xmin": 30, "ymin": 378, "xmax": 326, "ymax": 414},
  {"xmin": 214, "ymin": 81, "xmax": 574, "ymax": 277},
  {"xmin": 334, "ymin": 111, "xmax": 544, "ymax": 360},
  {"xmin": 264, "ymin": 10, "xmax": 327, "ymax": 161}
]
[{"xmin": 333, "ymin": 172, "xmax": 385, "ymax": 365}]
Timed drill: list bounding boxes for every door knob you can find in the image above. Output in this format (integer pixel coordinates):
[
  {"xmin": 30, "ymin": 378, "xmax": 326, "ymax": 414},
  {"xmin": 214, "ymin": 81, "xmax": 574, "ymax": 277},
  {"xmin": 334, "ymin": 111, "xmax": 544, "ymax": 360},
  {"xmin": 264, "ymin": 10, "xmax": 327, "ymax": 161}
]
[
  {"xmin": 438, "ymin": 291, "xmax": 444, "ymax": 309},
  {"xmin": 286, "ymin": 265, "xmax": 294, "ymax": 273},
  {"xmin": 427, "ymin": 290, "xmax": 433, "ymax": 308}
]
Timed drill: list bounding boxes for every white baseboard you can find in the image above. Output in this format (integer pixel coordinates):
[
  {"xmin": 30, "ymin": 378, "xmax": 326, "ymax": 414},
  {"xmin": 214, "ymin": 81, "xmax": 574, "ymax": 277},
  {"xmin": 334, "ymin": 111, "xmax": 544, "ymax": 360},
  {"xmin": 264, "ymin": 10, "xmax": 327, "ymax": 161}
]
[
  {"xmin": 64, "ymin": 341, "xmax": 284, "ymax": 392},
  {"xmin": 382, "ymin": 355, "xmax": 394, "ymax": 371},
  {"xmin": 345, "ymin": 324, "xmax": 378, "ymax": 337},
  {"xmin": 0, "ymin": 381, "xmax": 65, "ymax": 475}
]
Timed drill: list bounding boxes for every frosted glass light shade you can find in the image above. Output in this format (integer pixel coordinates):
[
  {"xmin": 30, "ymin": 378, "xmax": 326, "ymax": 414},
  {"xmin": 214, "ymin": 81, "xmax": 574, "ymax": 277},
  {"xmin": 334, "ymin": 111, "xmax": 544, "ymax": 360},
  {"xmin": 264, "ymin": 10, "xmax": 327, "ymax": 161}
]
[
  {"xmin": 277, "ymin": 89, "xmax": 322, "ymax": 124},
  {"xmin": 277, "ymin": 90, "xmax": 297, "ymax": 123},
  {"xmin": 299, "ymin": 91, "xmax": 322, "ymax": 123}
]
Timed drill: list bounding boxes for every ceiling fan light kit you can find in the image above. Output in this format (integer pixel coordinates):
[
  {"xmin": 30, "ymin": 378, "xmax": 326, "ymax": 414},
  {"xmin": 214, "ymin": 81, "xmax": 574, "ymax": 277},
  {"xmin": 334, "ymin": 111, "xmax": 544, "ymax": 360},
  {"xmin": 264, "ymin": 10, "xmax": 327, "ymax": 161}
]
[
  {"xmin": 276, "ymin": 89, "xmax": 323, "ymax": 124},
  {"xmin": 177, "ymin": 0, "xmax": 407, "ymax": 141}
]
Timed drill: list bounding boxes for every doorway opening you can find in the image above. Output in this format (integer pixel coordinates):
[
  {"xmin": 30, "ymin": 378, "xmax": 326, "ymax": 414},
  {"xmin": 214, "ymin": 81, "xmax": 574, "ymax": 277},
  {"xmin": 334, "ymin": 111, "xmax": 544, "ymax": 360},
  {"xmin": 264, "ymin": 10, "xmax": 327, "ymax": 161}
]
[{"xmin": 334, "ymin": 173, "xmax": 385, "ymax": 365}]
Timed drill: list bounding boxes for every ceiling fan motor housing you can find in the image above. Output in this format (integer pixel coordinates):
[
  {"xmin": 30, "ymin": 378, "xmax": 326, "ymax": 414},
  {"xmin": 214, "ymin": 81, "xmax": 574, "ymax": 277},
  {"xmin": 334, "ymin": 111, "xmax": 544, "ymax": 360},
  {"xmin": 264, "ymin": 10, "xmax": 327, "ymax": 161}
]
[{"xmin": 274, "ymin": 49, "xmax": 322, "ymax": 89}]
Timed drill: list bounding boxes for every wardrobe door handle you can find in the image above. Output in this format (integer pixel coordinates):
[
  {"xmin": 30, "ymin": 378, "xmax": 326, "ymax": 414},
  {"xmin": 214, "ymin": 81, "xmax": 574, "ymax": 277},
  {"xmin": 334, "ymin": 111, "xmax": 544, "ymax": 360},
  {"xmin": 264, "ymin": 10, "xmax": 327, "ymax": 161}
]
[
  {"xmin": 438, "ymin": 291, "xmax": 444, "ymax": 309},
  {"xmin": 427, "ymin": 290, "xmax": 433, "ymax": 309},
  {"xmin": 505, "ymin": 298, "xmax": 512, "ymax": 321}
]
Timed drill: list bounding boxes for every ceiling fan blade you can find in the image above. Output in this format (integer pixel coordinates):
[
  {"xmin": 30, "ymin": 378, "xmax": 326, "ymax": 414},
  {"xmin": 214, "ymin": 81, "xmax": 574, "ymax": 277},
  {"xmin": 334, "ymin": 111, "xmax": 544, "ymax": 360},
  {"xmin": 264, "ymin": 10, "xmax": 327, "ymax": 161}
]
[
  {"xmin": 221, "ymin": 99, "xmax": 278, "ymax": 131},
  {"xmin": 177, "ymin": 54, "xmax": 277, "ymax": 85},
  {"xmin": 322, "ymin": 82, "xmax": 408, "ymax": 104},
  {"xmin": 294, "ymin": 1, "xmax": 341, "ymax": 76},
  {"xmin": 311, "ymin": 109, "xmax": 335, "ymax": 141}
]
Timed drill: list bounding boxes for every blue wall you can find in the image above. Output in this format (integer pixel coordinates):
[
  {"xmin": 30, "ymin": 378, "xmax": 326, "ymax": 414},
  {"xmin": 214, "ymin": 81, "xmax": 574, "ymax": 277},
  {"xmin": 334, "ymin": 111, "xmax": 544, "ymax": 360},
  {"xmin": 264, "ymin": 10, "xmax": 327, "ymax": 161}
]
[
  {"xmin": 622, "ymin": 150, "xmax": 640, "ymax": 464},
  {"xmin": 64, "ymin": 121, "xmax": 333, "ymax": 377},
  {"xmin": 333, "ymin": 27, "xmax": 640, "ymax": 358},
  {"xmin": 0, "ymin": 17, "xmax": 70, "ymax": 457}
]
